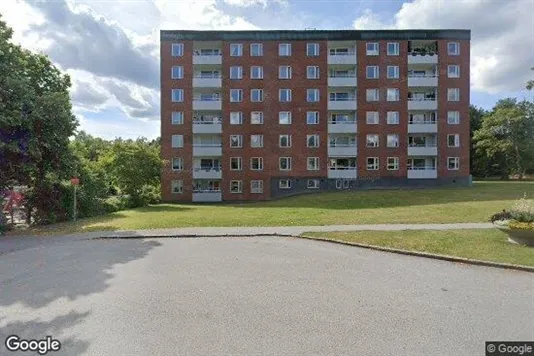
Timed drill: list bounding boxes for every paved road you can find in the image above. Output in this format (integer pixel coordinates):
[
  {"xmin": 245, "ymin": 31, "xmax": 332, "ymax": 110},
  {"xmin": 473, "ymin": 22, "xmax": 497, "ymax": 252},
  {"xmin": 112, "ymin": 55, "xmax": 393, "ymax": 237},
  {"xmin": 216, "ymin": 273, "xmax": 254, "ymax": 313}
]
[{"xmin": 0, "ymin": 235, "xmax": 532, "ymax": 355}]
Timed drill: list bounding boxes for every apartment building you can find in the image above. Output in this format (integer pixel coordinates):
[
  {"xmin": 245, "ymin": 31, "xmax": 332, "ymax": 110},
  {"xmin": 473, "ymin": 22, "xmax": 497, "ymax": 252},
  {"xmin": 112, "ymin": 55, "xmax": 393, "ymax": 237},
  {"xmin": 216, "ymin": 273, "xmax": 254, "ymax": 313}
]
[{"xmin": 160, "ymin": 30, "xmax": 470, "ymax": 202}]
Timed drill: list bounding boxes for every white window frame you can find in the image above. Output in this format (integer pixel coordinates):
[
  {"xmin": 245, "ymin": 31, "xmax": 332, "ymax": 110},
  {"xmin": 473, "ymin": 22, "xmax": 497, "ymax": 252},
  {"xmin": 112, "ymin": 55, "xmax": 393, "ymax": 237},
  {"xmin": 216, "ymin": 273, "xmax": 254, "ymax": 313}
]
[
  {"xmin": 448, "ymin": 88, "xmax": 460, "ymax": 102},
  {"xmin": 172, "ymin": 89, "xmax": 184, "ymax": 102},
  {"xmin": 387, "ymin": 111, "xmax": 399, "ymax": 125},
  {"xmin": 279, "ymin": 157, "xmax": 292, "ymax": 171},
  {"xmin": 279, "ymin": 111, "xmax": 292, "ymax": 125},
  {"xmin": 230, "ymin": 89, "xmax": 243, "ymax": 102},
  {"xmin": 366, "ymin": 89, "xmax": 379, "ymax": 102},
  {"xmin": 171, "ymin": 134, "xmax": 183, "ymax": 148},
  {"xmin": 447, "ymin": 134, "xmax": 460, "ymax": 148},
  {"xmin": 230, "ymin": 43, "xmax": 243, "ymax": 56},
  {"xmin": 250, "ymin": 111, "xmax": 263, "ymax": 125},
  {"xmin": 448, "ymin": 42, "xmax": 460, "ymax": 56},
  {"xmin": 447, "ymin": 111, "xmax": 460, "ymax": 124},
  {"xmin": 307, "ymin": 134, "xmax": 320, "ymax": 148},
  {"xmin": 230, "ymin": 135, "xmax": 243, "ymax": 148},
  {"xmin": 250, "ymin": 43, "xmax": 263, "ymax": 56},
  {"xmin": 387, "ymin": 134, "xmax": 399, "ymax": 148},
  {"xmin": 279, "ymin": 89, "xmax": 292, "ymax": 102},
  {"xmin": 307, "ymin": 111, "xmax": 319, "ymax": 124},
  {"xmin": 279, "ymin": 43, "xmax": 292, "ymax": 56},
  {"xmin": 250, "ymin": 66, "xmax": 264, "ymax": 79},
  {"xmin": 250, "ymin": 157, "xmax": 264, "ymax": 171},
  {"xmin": 171, "ymin": 180, "xmax": 183, "ymax": 194},
  {"xmin": 447, "ymin": 157, "xmax": 460, "ymax": 170},
  {"xmin": 366, "ymin": 65, "xmax": 379, "ymax": 79},
  {"xmin": 172, "ymin": 157, "xmax": 183, "ymax": 171},
  {"xmin": 279, "ymin": 66, "xmax": 292, "ymax": 79},
  {"xmin": 250, "ymin": 134, "xmax": 263, "ymax": 148},
  {"xmin": 230, "ymin": 180, "xmax": 243, "ymax": 194},
  {"xmin": 366, "ymin": 42, "xmax": 379, "ymax": 56},
  {"xmin": 250, "ymin": 180, "xmax": 263, "ymax": 194},
  {"xmin": 387, "ymin": 88, "xmax": 400, "ymax": 102},
  {"xmin": 279, "ymin": 179, "xmax": 292, "ymax": 189},
  {"xmin": 307, "ymin": 66, "xmax": 320, "ymax": 79},
  {"xmin": 366, "ymin": 111, "xmax": 379, "ymax": 124},
  {"xmin": 306, "ymin": 43, "xmax": 319, "ymax": 56},
  {"xmin": 307, "ymin": 179, "xmax": 320, "ymax": 189},
  {"xmin": 171, "ymin": 43, "xmax": 183, "ymax": 57},
  {"xmin": 387, "ymin": 157, "xmax": 399, "ymax": 170},
  {"xmin": 230, "ymin": 66, "xmax": 243, "ymax": 80},
  {"xmin": 387, "ymin": 65, "xmax": 399, "ymax": 79},
  {"xmin": 230, "ymin": 112, "xmax": 243, "ymax": 125},
  {"xmin": 366, "ymin": 134, "xmax": 379, "ymax": 148},
  {"xmin": 172, "ymin": 112, "xmax": 184, "ymax": 125},
  {"xmin": 279, "ymin": 134, "xmax": 292, "ymax": 148},
  {"xmin": 171, "ymin": 66, "xmax": 183, "ymax": 79},
  {"xmin": 307, "ymin": 89, "xmax": 320, "ymax": 102},
  {"xmin": 387, "ymin": 42, "xmax": 399, "ymax": 56},
  {"xmin": 230, "ymin": 157, "xmax": 242, "ymax": 171},
  {"xmin": 447, "ymin": 65, "xmax": 460, "ymax": 78},
  {"xmin": 250, "ymin": 89, "xmax": 264, "ymax": 102},
  {"xmin": 366, "ymin": 157, "xmax": 379, "ymax": 170},
  {"xmin": 307, "ymin": 157, "xmax": 319, "ymax": 171}
]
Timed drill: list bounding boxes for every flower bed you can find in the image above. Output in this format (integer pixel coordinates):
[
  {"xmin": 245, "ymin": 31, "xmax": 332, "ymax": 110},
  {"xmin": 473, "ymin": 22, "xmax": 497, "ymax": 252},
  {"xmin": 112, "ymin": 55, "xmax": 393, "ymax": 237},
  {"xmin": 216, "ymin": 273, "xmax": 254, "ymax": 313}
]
[{"xmin": 492, "ymin": 194, "xmax": 534, "ymax": 246}]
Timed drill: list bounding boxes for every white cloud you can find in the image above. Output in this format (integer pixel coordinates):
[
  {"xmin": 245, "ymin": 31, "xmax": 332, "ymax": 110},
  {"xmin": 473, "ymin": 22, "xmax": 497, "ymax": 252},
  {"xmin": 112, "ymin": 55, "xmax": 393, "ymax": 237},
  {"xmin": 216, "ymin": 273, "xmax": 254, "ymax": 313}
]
[
  {"xmin": 353, "ymin": 0, "xmax": 534, "ymax": 93},
  {"xmin": 222, "ymin": 0, "xmax": 288, "ymax": 8}
]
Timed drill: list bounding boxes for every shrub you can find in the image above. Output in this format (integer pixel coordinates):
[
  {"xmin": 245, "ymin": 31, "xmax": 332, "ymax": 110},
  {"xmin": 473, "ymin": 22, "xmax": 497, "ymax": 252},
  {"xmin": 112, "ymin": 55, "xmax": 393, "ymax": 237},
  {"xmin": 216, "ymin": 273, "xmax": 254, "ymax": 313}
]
[
  {"xmin": 139, "ymin": 184, "xmax": 161, "ymax": 205},
  {"xmin": 510, "ymin": 193, "xmax": 534, "ymax": 223},
  {"xmin": 102, "ymin": 196, "xmax": 123, "ymax": 213},
  {"xmin": 490, "ymin": 210, "xmax": 512, "ymax": 222}
]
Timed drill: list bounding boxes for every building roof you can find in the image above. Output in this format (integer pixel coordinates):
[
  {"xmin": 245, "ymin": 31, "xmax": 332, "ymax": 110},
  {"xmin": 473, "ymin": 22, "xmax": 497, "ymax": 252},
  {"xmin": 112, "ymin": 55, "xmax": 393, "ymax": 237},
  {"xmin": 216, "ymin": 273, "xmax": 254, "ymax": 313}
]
[{"xmin": 160, "ymin": 29, "xmax": 471, "ymax": 41}]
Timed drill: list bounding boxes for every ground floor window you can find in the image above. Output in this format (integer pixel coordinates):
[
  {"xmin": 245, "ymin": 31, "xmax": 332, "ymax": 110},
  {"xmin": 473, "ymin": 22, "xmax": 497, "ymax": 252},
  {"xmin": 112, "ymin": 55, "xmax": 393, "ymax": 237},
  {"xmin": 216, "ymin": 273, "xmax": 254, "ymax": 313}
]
[
  {"xmin": 307, "ymin": 179, "xmax": 320, "ymax": 189},
  {"xmin": 251, "ymin": 180, "xmax": 263, "ymax": 194},
  {"xmin": 171, "ymin": 180, "xmax": 183, "ymax": 194},
  {"xmin": 279, "ymin": 179, "xmax": 291, "ymax": 189},
  {"xmin": 230, "ymin": 180, "xmax": 242, "ymax": 193}
]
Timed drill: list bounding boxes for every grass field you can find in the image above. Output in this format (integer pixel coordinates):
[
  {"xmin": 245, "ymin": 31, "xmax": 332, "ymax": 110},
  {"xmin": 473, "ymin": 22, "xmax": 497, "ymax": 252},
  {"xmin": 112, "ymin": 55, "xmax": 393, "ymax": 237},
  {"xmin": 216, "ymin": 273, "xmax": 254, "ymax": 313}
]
[
  {"xmin": 302, "ymin": 229, "xmax": 534, "ymax": 267},
  {"xmin": 15, "ymin": 181, "xmax": 534, "ymax": 235}
]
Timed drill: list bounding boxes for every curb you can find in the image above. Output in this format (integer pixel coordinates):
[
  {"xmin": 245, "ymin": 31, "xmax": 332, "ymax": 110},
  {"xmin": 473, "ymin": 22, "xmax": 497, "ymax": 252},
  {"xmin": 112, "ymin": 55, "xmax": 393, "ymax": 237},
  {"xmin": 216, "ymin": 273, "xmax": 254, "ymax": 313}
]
[
  {"xmin": 298, "ymin": 234, "xmax": 534, "ymax": 273},
  {"xmin": 95, "ymin": 233, "xmax": 296, "ymax": 239}
]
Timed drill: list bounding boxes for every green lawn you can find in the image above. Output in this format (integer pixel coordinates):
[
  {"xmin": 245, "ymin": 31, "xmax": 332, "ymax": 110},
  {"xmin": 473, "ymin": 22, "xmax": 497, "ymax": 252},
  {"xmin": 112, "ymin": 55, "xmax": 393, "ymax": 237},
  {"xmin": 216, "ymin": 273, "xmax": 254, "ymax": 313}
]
[
  {"xmin": 302, "ymin": 229, "xmax": 534, "ymax": 267},
  {"xmin": 15, "ymin": 181, "xmax": 534, "ymax": 235}
]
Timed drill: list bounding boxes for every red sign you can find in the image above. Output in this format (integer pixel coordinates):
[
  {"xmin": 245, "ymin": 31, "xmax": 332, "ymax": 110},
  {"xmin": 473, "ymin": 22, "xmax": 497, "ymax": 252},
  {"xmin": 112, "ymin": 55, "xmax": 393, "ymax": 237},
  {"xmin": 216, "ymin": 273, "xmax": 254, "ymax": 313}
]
[{"xmin": 71, "ymin": 178, "xmax": 80, "ymax": 186}]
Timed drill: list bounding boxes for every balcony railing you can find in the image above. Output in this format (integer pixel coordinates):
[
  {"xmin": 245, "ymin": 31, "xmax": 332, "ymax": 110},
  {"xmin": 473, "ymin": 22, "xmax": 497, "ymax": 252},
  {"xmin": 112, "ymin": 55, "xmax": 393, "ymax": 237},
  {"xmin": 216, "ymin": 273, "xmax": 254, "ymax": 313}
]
[
  {"xmin": 329, "ymin": 50, "xmax": 356, "ymax": 55},
  {"xmin": 329, "ymin": 96, "xmax": 357, "ymax": 101},
  {"xmin": 408, "ymin": 119, "xmax": 436, "ymax": 124},
  {"xmin": 408, "ymin": 97, "xmax": 436, "ymax": 101},
  {"xmin": 329, "ymin": 120, "xmax": 357, "ymax": 124},
  {"xmin": 193, "ymin": 188, "xmax": 221, "ymax": 193},
  {"xmin": 408, "ymin": 74, "xmax": 438, "ymax": 78},
  {"xmin": 193, "ymin": 97, "xmax": 221, "ymax": 102},
  {"xmin": 329, "ymin": 167, "xmax": 357, "ymax": 170},
  {"xmin": 193, "ymin": 74, "xmax": 222, "ymax": 79},
  {"xmin": 329, "ymin": 143, "xmax": 357, "ymax": 147},
  {"xmin": 408, "ymin": 143, "xmax": 437, "ymax": 147},
  {"xmin": 193, "ymin": 143, "xmax": 222, "ymax": 147},
  {"xmin": 194, "ymin": 166, "xmax": 222, "ymax": 172},
  {"xmin": 408, "ymin": 166, "xmax": 437, "ymax": 171},
  {"xmin": 193, "ymin": 118, "xmax": 222, "ymax": 124},
  {"xmin": 328, "ymin": 73, "xmax": 357, "ymax": 78},
  {"xmin": 193, "ymin": 51, "xmax": 222, "ymax": 56}
]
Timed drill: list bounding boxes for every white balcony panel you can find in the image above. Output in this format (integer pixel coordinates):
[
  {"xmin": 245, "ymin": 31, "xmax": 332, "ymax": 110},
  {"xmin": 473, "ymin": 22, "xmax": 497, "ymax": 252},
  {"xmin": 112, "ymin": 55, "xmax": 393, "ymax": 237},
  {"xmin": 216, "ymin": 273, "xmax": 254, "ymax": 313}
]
[
  {"xmin": 328, "ymin": 77, "xmax": 357, "ymax": 87},
  {"xmin": 407, "ymin": 170, "xmax": 438, "ymax": 179},
  {"xmin": 193, "ymin": 124, "xmax": 222, "ymax": 134},
  {"xmin": 408, "ymin": 146, "xmax": 437, "ymax": 156},
  {"xmin": 193, "ymin": 55, "xmax": 222, "ymax": 65},
  {"xmin": 193, "ymin": 146, "xmax": 222, "ymax": 156},
  {"xmin": 328, "ymin": 123, "xmax": 357, "ymax": 134},
  {"xmin": 408, "ymin": 76, "xmax": 438, "ymax": 87},
  {"xmin": 193, "ymin": 78, "xmax": 222, "ymax": 88},
  {"xmin": 192, "ymin": 169, "xmax": 222, "ymax": 179},
  {"xmin": 327, "ymin": 54, "xmax": 357, "ymax": 65},
  {"xmin": 328, "ymin": 100, "xmax": 357, "ymax": 111},
  {"xmin": 193, "ymin": 100, "xmax": 222, "ymax": 111},
  {"xmin": 328, "ymin": 146, "xmax": 357, "ymax": 157},
  {"xmin": 408, "ymin": 123, "xmax": 438, "ymax": 133},
  {"xmin": 192, "ymin": 192, "xmax": 222, "ymax": 202},
  {"xmin": 408, "ymin": 100, "xmax": 437, "ymax": 110},
  {"xmin": 328, "ymin": 169, "xmax": 358, "ymax": 179},
  {"xmin": 407, "ymin": 55, "xmax": 438, "ymax": 64}
]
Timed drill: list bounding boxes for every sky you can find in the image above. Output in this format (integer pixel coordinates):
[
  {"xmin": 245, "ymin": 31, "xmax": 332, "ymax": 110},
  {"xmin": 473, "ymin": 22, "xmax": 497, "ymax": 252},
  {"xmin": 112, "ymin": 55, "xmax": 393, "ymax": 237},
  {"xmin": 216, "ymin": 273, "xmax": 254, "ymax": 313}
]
[{"xmin": 1, "ymin": 0, "xmax": 533, "ymax": 140}]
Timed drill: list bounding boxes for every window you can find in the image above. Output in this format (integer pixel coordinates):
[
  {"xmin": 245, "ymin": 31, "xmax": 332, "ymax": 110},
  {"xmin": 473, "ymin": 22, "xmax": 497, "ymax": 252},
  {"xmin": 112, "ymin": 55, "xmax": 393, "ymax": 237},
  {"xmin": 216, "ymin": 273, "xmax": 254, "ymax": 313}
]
[
  {"xmin": 366, "ymin": 134, "xmax": 379, "ymax": 147},
  {"xmin": 251, "ymin": 111, "xmax": 263, "ymax": 124},
  {"xmin": 279, "ymin": 111, "xmax": 292, "ymax": 124},
  {"xmin": 366, "ymin": 111, "xmax": 379, "ymax": 124},
  {"xmin": 387, "ymin": 134, "xmax": 399, "ymax": 148},
  {"xmin": 387, "ymin": 111, "xmax": 399, "ymax": 125},
  {"xmin": 448, "ymin": 157, "xmax": 460, "ymax": 170},
  {"xmin": 230, "ymin": 112, "xmax": 243, "ymax": 125},
  {"xmin": 448, "ymin": 65, "xmax": 460, "ymax": 78},
  {"xmin": 387, "ymin": 157, "xmax": 399, "ymax": 170},
  {"xmin": 230, "ymin": 66, "xmax": 243, "ymax": 79},
  {"xmin": 250, "ymin": 135, "xmax": 263, "ymax": 148},
  {"xmin": 279, "ymin": 157, "xmax": 292, "ymax": 171},
  {"xmin": 279, "ymin": 135, "xmax": 292, "ymax": 148},
  {"xmin": 251, "ymin": 180, "xmax": 263, "ymax": 194},
  {"xmin": 172, "ymin": 112, "xmax": 183, "ymax": 125},
  {"xmin": 171, "ymin": 180, "xmax": 183, "ymax": 194},
  {"xmin": 387, "ymin": 42, "xmax": 399, "ymax": 56},
  {"xmin": 251, "ymin": 89, "xmax": 263, "ymax": 102},
  {"xmin": 366, "ymin": 66, "xmax": 379, "ymax": 79},
  {"xmin": 279, "ymin": 43, "xmax": 291, "ymax": 56},
  {"xmin": 279, "ymin": 89, "xmax": 292, "ymax": 102},
  {"xmin": 307, "ymin": 157, "xmax": 319, "ymax": 170},
  {"xmin": 279, "ymin": 66, "xmax": 292, "ymax": 79},
  {"xmin": 250, "ymin": 157, "xmax": 263, "ymax": 170},
  {"xmin": 366, "ymin": 89, "xmax": 379, "ymax": 102},
  {"xmin": 172, "ymin": 66, "xmax": 183, "ymax": 79},
  {"xmin": 307, "ymin": 43, "xmax": 319, "ymax": 56},
  {"xmin": 447, "ymin": 111, "xmax": 460, "ymax": 124},
  {"xmin": 230, "ymin": 135, "xmax": 243, "ymax": 148},
  {"xmin": 307, "ymin": 179, "xmax": 320, "ymax": 189},
  {"xmin": 172, "ymin": 157, "xmax": 183, "ymax": 171},
  {"xmin": 307, "ymin": 134, "xmax": 319, "ymax": 148},
  {"xmin": 448, "ymin": 88, "xmax": 460, "ymax": 101},
  {"xmin": 447, "ymin": 134, "xmax": 460, "ymax": 147},
  {"xmin": 250, "ymin": 43, "xmax": 263, "ymax": 56},
  {"xmin": 366, "ymin": 42, "xmax": 379, "ymax": 55},
  {"xmin": 230, "ymin": 180, "xmax": 242, "ymax": 193},
  {"xmin": 307, "ymin": 66, "xmax": 319, "ymax": 79},
  {"xmin": 250, "ymin": 66, "xmax": 263, "ymax": 79},
  {"xmin": 172, "ymin": 89, "xmax": 184, "ymax": 102},
  {"xmin": 171, "ymin": 43, "xmax": 183, "ymax": 57},
  {"xmin": 307, "ymin": 111, "xmax": 319, "ymax": 124},
  {"xmin": 171, "ymin": 135, "xmax": 183, "ymax": 148},
  {"xmin": 387, "ymin": 66, "xmax": 399, "ymax": 79},
  {"xmin": 367, "ymin": 157, "xmax": 379, "ymax": 170},
  {"xmin": 448, "ymin": 42, "xmax": 459, "ymax": 56},
  {"xmin": 307, "ymin": 89, "xmax": 319, "ymax": 102},
  {"xmin": 230, "ymin": 89, "xmax": 243, "ymax": 102},
  {"xmin": 230, "ymin": 157, "xmax": 242, "ymax": 170},
  {"xmin": 279, "ymin": 180, "xmax": 292, "ymax": 189},
  {"xmin": 230, "ymin": 43, "xmax": 243, "ymax": 56},
  {"xmin": 387, "ymin": 88, "xmax": 400, "ymax": 101}
]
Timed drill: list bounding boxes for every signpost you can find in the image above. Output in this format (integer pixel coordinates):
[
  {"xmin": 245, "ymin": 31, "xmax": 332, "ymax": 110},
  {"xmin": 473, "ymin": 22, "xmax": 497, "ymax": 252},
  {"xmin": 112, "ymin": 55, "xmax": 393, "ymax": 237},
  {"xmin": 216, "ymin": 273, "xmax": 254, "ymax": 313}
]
[{"xmin": 71, "ymin": 178, "xmax": 79, "ymax": 221}]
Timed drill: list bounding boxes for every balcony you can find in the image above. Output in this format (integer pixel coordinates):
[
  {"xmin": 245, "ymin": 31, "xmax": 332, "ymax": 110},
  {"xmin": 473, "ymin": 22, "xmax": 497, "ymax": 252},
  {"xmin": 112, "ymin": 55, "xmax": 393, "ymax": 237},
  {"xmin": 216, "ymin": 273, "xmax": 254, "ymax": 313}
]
[
  {"xmin": 328, "ymin": 121, "xmax": 357, "ymax": 133},
  {"xmin": 192, "ymin": 191, "xmax": 222, "ymax": 202},
  {"xmin": 328, "ymin": 144, "xmax": 357, "ymax": 157},
  {"xmin": 408, "ymin": 74, "xmax": 438, "ymax": 87},
  {"xmin": 408, "ymin": 143, "xmax": 437, "ymax": 156},
  {"xmin": 192, "ymin": 118, "xmax": 222, "ymax": 134},
  {"xmin": 328, "ymin": 96, "xmax": 357, "ymax": 111},
  {"xmin": 328, "ymin": 50, "xmax": 357, "ymax": 65},
  {"xmin": 328, "ymin": 168, "xmax": 357, "ymax": 179},
  {"xmin": 408, "ymin": 120, "xmax": 437, "ymax": 133},
  {"xmin": 193, "ymin": 96, "xmax": 221, "ymax": 111},
  {"xmin": 407, "ymin": 168, "xmax": 438, "ymax": 179},
  {"xmin": 193, "ymin": 166, "xmax": 222, "ymax": 179},
  {"xmin": 193, "ymin": 53, "xmax": 222, "ymax": 65},
  {"xmin": 408, "ymin": 52, "xmax": 438, "ymax": 64},
  {"xmin": 328, "ymin": 75, "xmax": 357, "ymax": 87},
  {"xmin": 193, "ymin": 144, "xmax": 222, "ymax": 156},
  {"xmin": 193, "ymin": 75, "xmax": 222, "ymax": 88},
  {"xmin": 408, "ymin": 98, "xmax": 437, "ymax": 110}
]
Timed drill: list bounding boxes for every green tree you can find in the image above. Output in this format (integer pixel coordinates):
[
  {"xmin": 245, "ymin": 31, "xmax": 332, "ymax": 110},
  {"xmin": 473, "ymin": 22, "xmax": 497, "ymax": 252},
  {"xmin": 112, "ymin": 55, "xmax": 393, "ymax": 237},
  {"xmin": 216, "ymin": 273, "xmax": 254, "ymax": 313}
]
[
  {"xmin": 473, "ymin": 99, "xmax": 534, "ymax": 179},
  {"xmin": 469, "ymin": 105, "xmax": 488, "ymax": 177},
  {"xmin": 527, "ymin": 67, "xmax": 534, "ymax": 90}
]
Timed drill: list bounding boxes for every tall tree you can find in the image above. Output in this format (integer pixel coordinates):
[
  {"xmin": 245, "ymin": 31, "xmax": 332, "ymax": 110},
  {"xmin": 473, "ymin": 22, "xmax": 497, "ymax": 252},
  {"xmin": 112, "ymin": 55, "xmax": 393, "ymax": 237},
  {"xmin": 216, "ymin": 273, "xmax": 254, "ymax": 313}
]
[{"xmin": 527, "ymin": 67, "xmax": 534, "ymax": 90}]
